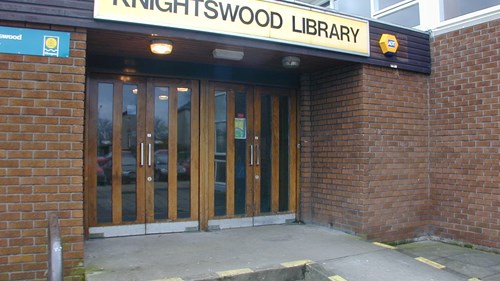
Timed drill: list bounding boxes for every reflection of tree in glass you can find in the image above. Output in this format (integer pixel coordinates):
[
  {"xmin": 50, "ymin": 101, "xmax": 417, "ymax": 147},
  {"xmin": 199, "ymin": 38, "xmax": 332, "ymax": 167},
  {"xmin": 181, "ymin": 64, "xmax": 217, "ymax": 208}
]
[
  {"xmin": 98, "ymin": 118, "xmax": 113, "ymax": 143},
  {"xmin": 154, "ymin": 117, "xmax": 168, "ymax": 142},
  {"xmin": 215, "ymin": 125, "xmax": 227, "ymax": 153}
]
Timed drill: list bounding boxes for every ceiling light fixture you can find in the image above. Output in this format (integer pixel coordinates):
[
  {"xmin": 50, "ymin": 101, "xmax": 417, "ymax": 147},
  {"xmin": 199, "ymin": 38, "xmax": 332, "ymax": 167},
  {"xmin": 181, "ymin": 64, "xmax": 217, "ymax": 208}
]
[
  {"xmin": 177, "ymin": 87, "xmax": 190, "ymax": 92},
  {"xmin": 282, "ymin": 56, "xmax": 301, "ymax": 69},
  {"xmin": 150, "ymin": 39, "xmax": 173, "ymax": 55},
  {"xmin": 213, "ymin": 49, "xmax": 244, "ymax": 61}
]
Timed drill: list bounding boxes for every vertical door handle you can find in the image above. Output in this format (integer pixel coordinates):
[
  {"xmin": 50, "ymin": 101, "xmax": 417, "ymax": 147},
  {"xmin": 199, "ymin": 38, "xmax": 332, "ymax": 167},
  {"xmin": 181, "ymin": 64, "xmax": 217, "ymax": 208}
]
[
  {"xmin": 255, "ymin": 144, "xmax": 260, "ymax": 166},
  {"xmin": 140, "ymin": 143, "xmax": 144, "ymax": 166},
  {"xmin": 249, "ymin": 145, "xmax": 254, "ymax": 166},
  {"xmin": 148, "ymin": 144, "xmax": 152, "ymax": 167}
]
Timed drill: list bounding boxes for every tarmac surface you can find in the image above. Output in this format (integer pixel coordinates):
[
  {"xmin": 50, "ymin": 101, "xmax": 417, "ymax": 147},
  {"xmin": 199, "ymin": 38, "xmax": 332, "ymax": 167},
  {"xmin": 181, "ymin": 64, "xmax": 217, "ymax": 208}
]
[{"xmin": 85, "ymin": 224, "xmax": 500, "ymax": 281}]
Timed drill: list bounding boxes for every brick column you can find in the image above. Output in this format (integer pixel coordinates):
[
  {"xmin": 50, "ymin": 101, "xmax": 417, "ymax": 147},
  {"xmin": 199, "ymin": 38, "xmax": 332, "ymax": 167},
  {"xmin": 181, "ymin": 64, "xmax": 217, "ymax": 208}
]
[
  {"xmin": 300, "ymin": 64, "xmax": 430, "ymax": 242},
  {"xmin": 0, "ymin": 22, "xmax": 86, "ymax": 281}
]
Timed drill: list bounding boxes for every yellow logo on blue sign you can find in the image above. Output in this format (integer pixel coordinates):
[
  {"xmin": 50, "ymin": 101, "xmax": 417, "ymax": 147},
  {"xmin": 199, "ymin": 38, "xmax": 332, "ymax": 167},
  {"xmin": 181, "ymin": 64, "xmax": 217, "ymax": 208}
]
[
  {"xmin": 43, "ymin": 35, "xmax": 60, "ymax": 57},
  {"xmin": 379, "ymin": 34, "xmax": 399, "ymax": 57}
]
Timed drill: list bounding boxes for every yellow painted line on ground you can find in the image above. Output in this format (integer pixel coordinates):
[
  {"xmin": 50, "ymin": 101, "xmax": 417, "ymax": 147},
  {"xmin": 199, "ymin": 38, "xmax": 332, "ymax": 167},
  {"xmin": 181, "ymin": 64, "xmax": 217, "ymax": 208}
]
[
  {"xmin": 150, "ymin": 278, "xmax": 184, "ymax": 281},
  {"xmin": 372, "ymin": 242, "xmax": 396, "ymax": 250},
  {"xmin": 216, "ymin": 268, "xmax": 253, "ymax": 277},
  {"xmin": 468, "ymin": 278, "xmax": 481, "ymax": 281},
  {"xmin": 280, "ymin": 259, "xmax": 315, "ymax": 268},
  {"xmin": 415, "ymin": 257, "xmax": 446, "ymax": 269},
  {"xmin": 329, "ymin": 275, "xmax": 348, "ymax": 281}
]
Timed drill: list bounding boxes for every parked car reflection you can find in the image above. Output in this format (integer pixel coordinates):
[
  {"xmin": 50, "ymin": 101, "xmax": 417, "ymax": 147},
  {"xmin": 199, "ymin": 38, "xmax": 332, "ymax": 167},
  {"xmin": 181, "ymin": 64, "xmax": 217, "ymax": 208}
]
[
  {"xmin": 154, "ymin": 150, "xmax": 189, "ymax": 181},
  {"xmin": 102, "ymin": 151, "xmax": 137, "ymax": 184},
  {"xmin": 96, "ymin": 164, "xmax": 107, "ymax": 186}
]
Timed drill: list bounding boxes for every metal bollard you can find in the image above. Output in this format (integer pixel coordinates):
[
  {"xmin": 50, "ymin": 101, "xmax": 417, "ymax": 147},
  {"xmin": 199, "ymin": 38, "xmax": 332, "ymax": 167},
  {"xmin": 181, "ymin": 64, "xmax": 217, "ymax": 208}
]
[{"xmin": 48, "ymin": 213, "xmax": 63, "ymax": 281}]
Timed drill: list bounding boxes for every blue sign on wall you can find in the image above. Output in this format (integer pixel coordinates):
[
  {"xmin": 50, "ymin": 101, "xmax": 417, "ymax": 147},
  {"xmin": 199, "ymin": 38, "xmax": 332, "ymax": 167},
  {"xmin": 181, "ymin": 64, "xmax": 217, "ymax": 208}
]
[{"xmin": 0, "ymin": 26, "xmax": 70, "ymax": 57}]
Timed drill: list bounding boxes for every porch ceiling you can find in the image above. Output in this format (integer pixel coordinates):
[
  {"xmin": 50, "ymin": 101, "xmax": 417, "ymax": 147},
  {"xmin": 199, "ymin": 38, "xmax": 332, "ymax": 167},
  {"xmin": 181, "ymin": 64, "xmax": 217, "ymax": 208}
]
[{"xmin": 86, "ymin": 29, "xmax": 349, "ymax": 73}]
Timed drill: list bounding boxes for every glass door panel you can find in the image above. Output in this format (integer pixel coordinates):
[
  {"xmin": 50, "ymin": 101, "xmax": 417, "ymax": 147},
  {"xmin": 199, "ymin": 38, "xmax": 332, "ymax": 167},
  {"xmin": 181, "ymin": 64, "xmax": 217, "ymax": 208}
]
[
  {"xmin": 234, "ymin": 92, "xmax": 248, "ymax": 215},
  {"xmin": 259, "ymin": 94, "xmax": 272, "ymax": 213},
  {"xmin": 88, "ymin": 76, "xmax": 199, "ymax": 237},
  {"xmin": 254, "ymin": 89, "xmax": 294, "ymax": 216},
  {"xmin": 207, "ymin": 83, "xmax": 296, "ymax": 227},
  {"xmin": 146, "ymin": 79, "xmax": 199, "ymax": 225},
  {"xmin": 256, "ymin": 94, "xmax": 292, "ymax": 215},
  {"xmin": 96, "ymin": 83, "xmax": 113, "ymax": 224},
  {"xmin": 153, "ymin": 86, "xmax": 169, "ymax": 220},
  {"xmin": 176, "ymin": 87, "xmax": 192, "ymax": 219},
  {"xmin": 121, "ymin": 84, "xmax": 139, "ymax": 222},
  {"xmin": 214, "ymin": 91, "xmax": 227, "ymax": 217}
]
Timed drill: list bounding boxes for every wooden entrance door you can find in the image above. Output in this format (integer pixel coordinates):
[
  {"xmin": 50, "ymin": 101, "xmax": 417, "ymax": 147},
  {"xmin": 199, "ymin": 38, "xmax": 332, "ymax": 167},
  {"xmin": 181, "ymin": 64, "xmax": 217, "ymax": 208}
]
[
  {"xmin": 86, "ymin": 75, "xmax": 199, "ymax": 237},
  {"xmin": 205, "ymin": 83, "xmax": 298, "ymax": 229}
]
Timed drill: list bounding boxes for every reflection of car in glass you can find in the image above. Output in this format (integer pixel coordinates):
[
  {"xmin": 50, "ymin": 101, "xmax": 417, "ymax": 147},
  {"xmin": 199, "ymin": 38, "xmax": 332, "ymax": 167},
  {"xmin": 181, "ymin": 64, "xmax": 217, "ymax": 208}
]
[
  {"xmin": 154, "ymin": 150, "xmax": 188, "ymax": 181},
  {"xmin": 102, "ymin": 151, "xmax": 137, "ymax": 184},
  {"xmin": 97, "ymin": 152, "xmax": 112, "ymax": 167},
  {"xmin": 96, "ymin": 165, "xmax": 107, "ymax": 185},
  {"xmin": 154, "ymin": 150, "xmax": 168, "ymax": 181},
  {"xmin": 177, "ymin": 151, "xmax": 191, "ymax": 180}
]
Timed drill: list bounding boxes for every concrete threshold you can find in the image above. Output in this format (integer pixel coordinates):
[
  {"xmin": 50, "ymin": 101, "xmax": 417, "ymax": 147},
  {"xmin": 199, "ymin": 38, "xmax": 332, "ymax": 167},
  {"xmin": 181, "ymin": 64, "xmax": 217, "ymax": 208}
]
[{"xmin": 84, "ymin": 224, "xmax": 482, "ymax": 281}]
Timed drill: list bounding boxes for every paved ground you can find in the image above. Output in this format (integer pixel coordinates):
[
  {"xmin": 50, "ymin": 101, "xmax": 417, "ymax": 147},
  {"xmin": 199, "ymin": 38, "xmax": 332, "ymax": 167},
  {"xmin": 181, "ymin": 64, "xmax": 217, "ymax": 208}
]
[{"xmin": 85, "ymin": 224, "xmax": 500, "ymax": 281}]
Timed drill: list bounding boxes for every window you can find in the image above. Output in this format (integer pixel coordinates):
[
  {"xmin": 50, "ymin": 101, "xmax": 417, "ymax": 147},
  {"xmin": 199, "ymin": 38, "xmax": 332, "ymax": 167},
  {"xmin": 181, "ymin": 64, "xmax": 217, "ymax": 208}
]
[
  {"xmin": 378, "ymin": 3, "xmax": 420, "ymax": 27},
  {"xmin": 374, "ymin": 0, "xmax": 405, "ymax": 11},
  {"xmin": 441, "ymin": 0, "xmax": 500, "ymax": 21},
  {"xmin": 334, "ymin": 0, "xmax": 371, "ymax": 17}
]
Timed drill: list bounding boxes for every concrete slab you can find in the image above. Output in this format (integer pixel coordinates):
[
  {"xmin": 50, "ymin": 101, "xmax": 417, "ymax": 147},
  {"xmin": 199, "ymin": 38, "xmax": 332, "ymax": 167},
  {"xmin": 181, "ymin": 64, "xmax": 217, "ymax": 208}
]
[
  {"xmin": 398, "ymin": 241, "xmax": 500, "ymax": 280},
  {"xmin": 397, "ymin": 241, "xmax": 470, "ymax": 260},
  {"xmin": 85, "ymin": 225, "xmax": 497, "ymax": 281},
  {"xmin": 483, "ymin": 273, "xmax": 500, "ymax": 281},
  {"xmin": 319, "ymin": 250, "xmax": 465, "ymax": 281}
]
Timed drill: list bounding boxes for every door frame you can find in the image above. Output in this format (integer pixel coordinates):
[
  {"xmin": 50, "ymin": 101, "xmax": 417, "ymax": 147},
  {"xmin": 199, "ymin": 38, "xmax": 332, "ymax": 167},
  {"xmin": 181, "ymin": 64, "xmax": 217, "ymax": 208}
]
[
  {"xmin": 200, "ymin": 81, "xmax": 299, "ymax": 230},
  {"xmin": 84, "ymin": 74, "xmax": 200, "ymax": 238},
  {"xmin": 84, "ymin": 76, "xmax": 299, "ymax": 237}
]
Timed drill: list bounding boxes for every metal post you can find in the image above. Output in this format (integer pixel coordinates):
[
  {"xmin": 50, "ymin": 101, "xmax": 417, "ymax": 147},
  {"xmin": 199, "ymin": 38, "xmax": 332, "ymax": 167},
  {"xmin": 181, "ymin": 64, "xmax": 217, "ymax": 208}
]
[{"xmin": 48, "ymin": 213, "xmax": 63, "ymax": 281}]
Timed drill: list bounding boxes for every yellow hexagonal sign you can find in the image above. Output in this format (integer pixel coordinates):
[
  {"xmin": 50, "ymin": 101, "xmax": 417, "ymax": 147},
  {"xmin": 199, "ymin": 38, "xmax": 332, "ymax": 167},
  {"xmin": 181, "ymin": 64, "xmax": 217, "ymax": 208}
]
[{"xmin": 379, "ymin": 34, "xmax": 399, "ymax": 57}]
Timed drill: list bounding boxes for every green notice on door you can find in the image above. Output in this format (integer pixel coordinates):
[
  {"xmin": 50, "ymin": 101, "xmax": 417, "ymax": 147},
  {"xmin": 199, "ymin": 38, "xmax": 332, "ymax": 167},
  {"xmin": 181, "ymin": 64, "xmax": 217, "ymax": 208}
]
[
  {"xmin": 235, "ymin": 118, "xmax": 247, "ymax": 139},
  {"xmin": 0, "ymin": 26, "xmax": 70, "ymax": 57}
]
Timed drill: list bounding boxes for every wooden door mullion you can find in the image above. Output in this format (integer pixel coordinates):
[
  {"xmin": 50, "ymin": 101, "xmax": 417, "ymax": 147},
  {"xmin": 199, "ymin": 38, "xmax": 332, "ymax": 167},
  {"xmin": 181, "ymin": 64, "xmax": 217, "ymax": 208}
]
[
  {"xmin": 87, "ymin": 80, "xmax": 98, "ymax": 226},
  {"xmin": 112, "ymin": 81, "xmax": 123, "ymax": 225},
  {"xmin": 271, "ymin": 95, "xmax": 280, "ymax": 213},
  {"xmin": 226, "ymin": 91, "xmax": 236, "ymax": 217},
  {"xmin": 144, "ymin": 80, "xmax": 155, "ymax": 222},
  {"xmin": 190, "ymin": 81, "xmax": 200, "ymax": 221},
  {"xmin": 207, "ymin": 85, "xmax": 216, "ymax": 219},
  {"xmin": 199, "ymin": 81, "xmax": 210, "ymax": 229},
  {"xmin": 134, "ymin": 80, "xmax": 148, "ymax": 224},
  {"xmin": 252, "ymin": 92, "xmax": 261, "ymax": 216}
]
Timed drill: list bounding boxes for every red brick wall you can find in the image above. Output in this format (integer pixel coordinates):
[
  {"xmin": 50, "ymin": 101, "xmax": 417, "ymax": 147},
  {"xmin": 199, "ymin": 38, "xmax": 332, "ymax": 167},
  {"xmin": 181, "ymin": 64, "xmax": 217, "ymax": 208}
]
[
  {"xmin": 300, "ymin": 64, "xmax": 430, "ymax": 242},
  {"xmin": 300, "ymin": 65, "xmax": 368, "ymax": 234},
  {"xmin": 361, "ymin": 65, "xmax": 430, "ymax": 241},
  {"xmin": 0, "ymin": 22, "xmax": 86, "ymax": 280},
  {"xmin": 429, "ymin": 19, "xmax": 500, "ymax": 249}
]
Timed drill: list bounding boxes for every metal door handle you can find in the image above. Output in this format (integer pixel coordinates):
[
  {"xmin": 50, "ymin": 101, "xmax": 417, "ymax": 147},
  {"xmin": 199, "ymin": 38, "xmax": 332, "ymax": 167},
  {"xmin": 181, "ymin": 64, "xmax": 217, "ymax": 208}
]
[
  {"xmin": 256, "ymin": 144, "xmax": 260, "ymax": 166},
  {"xmin": 140, "ymin": 143, "xmax": 144, "ymax": 166},
  {"xmin": 250, "ymin": 145, "xmax": 254, "ymax": 166},
  {"xmin": 148, "ymin": 144, "xmax": 152, "ymax": 167}
]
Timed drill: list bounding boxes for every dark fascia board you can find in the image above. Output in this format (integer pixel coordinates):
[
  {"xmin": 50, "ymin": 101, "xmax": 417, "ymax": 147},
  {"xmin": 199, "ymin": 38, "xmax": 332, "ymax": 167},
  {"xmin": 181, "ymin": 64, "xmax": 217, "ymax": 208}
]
[
  {"xmin": 87, "ymin": 54, "xmax": 301, "ymax": 88},
  {"xmin": 0, "ymin": 1, "xmax": 431, "ymax": 74}
]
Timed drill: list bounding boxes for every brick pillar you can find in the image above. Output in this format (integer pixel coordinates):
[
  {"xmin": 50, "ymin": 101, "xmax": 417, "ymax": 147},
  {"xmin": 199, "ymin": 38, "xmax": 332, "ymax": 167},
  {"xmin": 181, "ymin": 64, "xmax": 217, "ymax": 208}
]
[
  {"xmin": 300, "ymin": 64, "xmax": 368, "ymax": 234},
  {"xmin": 0, "ymin": 22, "xmax": 86, "ymax": 281},
  {"xmin": 300, "ymin": 64, "xmax": 431, "ymax": 242}
]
